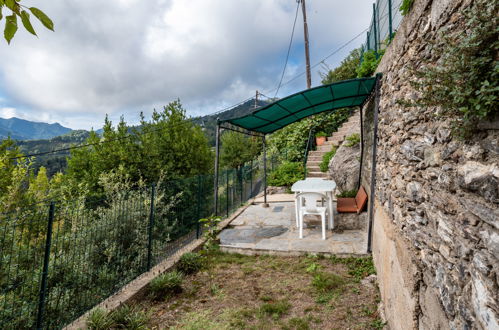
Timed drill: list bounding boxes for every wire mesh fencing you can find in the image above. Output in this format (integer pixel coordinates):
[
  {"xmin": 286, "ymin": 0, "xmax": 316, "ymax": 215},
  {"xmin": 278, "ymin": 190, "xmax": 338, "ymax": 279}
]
[
  {"xmin": 0, "ymin": 155, "xmax": 279, "ymax": 329},
  {"xmin": 361, "ymin": 0, "xmax": 404, "ymax": 57}
]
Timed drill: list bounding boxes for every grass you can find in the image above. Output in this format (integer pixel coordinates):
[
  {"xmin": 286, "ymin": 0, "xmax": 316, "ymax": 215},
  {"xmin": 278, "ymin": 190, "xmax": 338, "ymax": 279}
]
[
  {"xmin": 122, "ymin": 252, "xmax": 383, "ymax": 329},
  {"xmin": 345, "ymin": 133, "xmax": 360, "ymax": 147}
]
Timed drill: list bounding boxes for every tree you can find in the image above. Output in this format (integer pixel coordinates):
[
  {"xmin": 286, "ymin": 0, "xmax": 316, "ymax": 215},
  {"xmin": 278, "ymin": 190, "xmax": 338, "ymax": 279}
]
[
  {"xmin": 65, "ymin": 100, "xmax": 214, "ymax": 195},
  {"xmin": 1, "ymin": 0, "xmax": 54, "ymax": 44},
  {"xmin": 220, "ymin": 131, "xmax": 262, "ymax": 169},
  {"xmin": 320, "ymin": 48, "xmax": 361, "ymax": 84}
]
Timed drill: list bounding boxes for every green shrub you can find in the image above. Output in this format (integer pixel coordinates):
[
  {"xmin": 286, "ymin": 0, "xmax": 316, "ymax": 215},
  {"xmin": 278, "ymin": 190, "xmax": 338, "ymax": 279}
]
[
  {"xmin": 336, "ymin": 190, "xmax": 357, "ymax": 198},
  {"xmin": 258, "ymin": 300, "xmax": 291, "ymax": 320},
  {"xmin": 399, "ymin": 0, "xmax": 414, "ymax": 16},
  {"xmin": 86, "ymin": 306, "xmax": 149, "ymax": 330},
  {"xmin": 311, "ymin": 272, "xmax": 345, "ymax": 293},
  {"xmin": 401, "ymin": 0, "xmax": 499, "ymax": 138},
  {"xmin": 344, "ymin": 133, "xmax": 360, "ymax": 147},
  {"xmin": 319, "ymin": 149, "xmax": 336, "ymax": 172},
  {"xmin": 87, "ymin": 308, "xmax": 114, "ymax": 330},
  {"xmin": 149, "ymin": 270, "xmax": 184, "ymax": 299},
  {"xmin": 315, "ymin": 131, "xmax": 327, "ymax": 138},
  {"xmin": 178, "ymin": 252, "xmax": 203, "ymax": 274},
  {"xmin": 110, "ymin": 305, "xmax": 149, "ymax": 330},
  {"xmin": 268, "ymin": 162, "xmax": 304, "ymax": 187},
  {"xmin": 357, "ymin": 50, "xmax": 384, "ymax": 78}
]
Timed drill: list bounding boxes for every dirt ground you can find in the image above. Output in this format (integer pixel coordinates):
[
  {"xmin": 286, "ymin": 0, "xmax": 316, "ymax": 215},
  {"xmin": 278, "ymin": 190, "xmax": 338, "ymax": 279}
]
[{"xmin": 136, "ymin": 251, "xmax": 384, "ymax": 330}]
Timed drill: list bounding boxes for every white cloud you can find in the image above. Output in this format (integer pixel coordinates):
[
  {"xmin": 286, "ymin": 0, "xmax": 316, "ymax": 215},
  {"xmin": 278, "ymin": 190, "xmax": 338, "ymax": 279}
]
[
  {"xmin": 0, "ymin": 107, "xmax": 18, "ymax": 118},
  {"xmin": 0, "ymin": 0, "xmax": 371, "ymax": 129}
]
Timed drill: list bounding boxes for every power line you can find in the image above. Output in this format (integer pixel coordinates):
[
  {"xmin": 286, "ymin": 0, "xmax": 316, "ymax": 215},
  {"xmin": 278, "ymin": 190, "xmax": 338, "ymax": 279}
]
[
  {"xmin": 265, "ymin": 26, "xmax": 369, "ymax": 96},
  {"xmin": 10, "ymin": 95, "xmax": 259, "ymax": 161},
  {"xmin": 274, "ymin": 1, "xmax": 301, "ymax": 98}
]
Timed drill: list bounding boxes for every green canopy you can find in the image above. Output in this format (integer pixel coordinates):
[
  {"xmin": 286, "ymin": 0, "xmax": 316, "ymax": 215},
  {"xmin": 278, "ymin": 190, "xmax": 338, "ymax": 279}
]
[{"xmin": 222, "ymin": 77, "xmax": 377, "ymax": 134}]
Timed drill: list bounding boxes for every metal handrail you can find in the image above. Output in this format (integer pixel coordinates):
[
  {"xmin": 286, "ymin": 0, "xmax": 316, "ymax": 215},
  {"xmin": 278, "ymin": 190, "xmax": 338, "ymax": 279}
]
[{"xmin": 302, "ymin": 127, "xmax": 315, "ymax": 179}]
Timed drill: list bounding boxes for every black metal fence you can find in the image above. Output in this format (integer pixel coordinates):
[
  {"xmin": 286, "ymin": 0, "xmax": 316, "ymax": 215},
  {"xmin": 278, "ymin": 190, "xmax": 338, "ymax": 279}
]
[
  {"xmin": 361, "ymin": 0, "xmax": 404, "ymax": 56},
  {"xmin": 0, "ymin": 156, "xmax": 279, "ymax": 329}
]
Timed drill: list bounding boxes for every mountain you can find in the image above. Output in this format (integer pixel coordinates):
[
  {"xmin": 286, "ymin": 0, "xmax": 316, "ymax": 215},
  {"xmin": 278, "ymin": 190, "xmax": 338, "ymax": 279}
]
[
  {"xmin": 192, "ymin": 99, "xmax": 270, "ymax": 145},
  {"xmin": 0, "ymin": 117, "xmax": 72, "ymax": 140}
]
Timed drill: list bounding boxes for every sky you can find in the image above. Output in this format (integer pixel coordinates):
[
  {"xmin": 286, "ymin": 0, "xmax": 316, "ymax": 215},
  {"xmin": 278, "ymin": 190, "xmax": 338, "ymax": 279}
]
[{"xmin": 0, "ymin": 0, "xmax": 372, "ymax": 130}]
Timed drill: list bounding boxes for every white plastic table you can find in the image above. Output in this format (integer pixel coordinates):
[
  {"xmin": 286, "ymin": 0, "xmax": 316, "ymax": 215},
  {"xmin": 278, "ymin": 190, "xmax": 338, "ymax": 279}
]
[{"xmin": 291, "ymin": 178, "xmax": 336, "ymax": 229}]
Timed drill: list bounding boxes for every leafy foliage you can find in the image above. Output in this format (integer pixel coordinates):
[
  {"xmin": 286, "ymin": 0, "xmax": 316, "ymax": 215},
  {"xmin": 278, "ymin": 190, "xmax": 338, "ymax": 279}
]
[
  {"xmin": 402, "ymin": 0, "xmax": 499, "ymax": 138},
  {"xmin": 149, "ymin": 271, "xmax": 184, "ymax": 299},
  {"xmin": 344, "ymin": 133, "xmax": 360, "ymax": 147},
  {"xmin": 336, "ymin": 190, "xmax": 357, "ymax": 198},
  {"xmin": 86, "ymin": 306, "xmax": 150, "ymax": 330},
  {"xmin": 267, "ymin": 109, "xmax": 352, "ymax": 162},
  {"xmin": 315, "ymin": 131, "xmax": 327, "ymax": 138},
  {"xmin": 178, "ymin": 252, "xmax": 204, "ymax": 275},
  {"xmin": 267, "ymin": 162, "xmax": 304, "ymax": 187},
  {"xmin": 357, "ymin": 50, "xmax": 384, "ymax": 78},
  {"xmin": 0, "ymin": 0, "xmax": 54, "ymax": 43},
  {"xmin": 220, "ymin": 131, "xmax": 261, "ymax": 169},
  {"xmin": 319, "ymin": 148, "xmax": 336, "ymax": 172},
  {"xmin": 66, "ymin": 101, "xmax": 213, "ymax": 196},
  {"xmin": 199, "ymin": 215, "xmax": 222, "ymax": 251},
  {"xmin": 320, "ymin": 48, "xmax": 361, "ymax": 84},
  {"xmin": 399, "ymin": 0, "xmax": 414, "ymax": 16}
]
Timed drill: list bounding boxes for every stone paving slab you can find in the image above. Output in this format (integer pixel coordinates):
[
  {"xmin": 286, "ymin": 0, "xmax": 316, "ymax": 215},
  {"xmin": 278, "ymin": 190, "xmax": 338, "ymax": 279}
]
[{"xmin": 220, "ymin": 202, "xmax": 369, "ymax": 256}]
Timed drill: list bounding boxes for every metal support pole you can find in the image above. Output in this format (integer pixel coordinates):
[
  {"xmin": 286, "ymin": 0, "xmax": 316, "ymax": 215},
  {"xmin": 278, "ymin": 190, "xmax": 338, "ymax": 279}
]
[
  {"xmin": 226, "ymin": 170, "xmax": 229, "ymax": 217},
  {"xmin": 213, "ymin": 121, "xmax": 221, "ymax": 215},
  {"xmin": 262, "ymin": 135, "xmax": 269, "ymax": 208},
  {"xmin": 250, "ymin": 160, "xmax": 253, "ymax": 198},
  {"xmin": 239, "ymin": 167, "xmax": 243, "ymax": 204},
  {"xmin": 358, "ymin": 106, "xmax": 364, "ymax": 190},
  {"xmin": 367, "ymin": 74, "xmax": 382, "ymax": 253},
  {"xmin": 147, "ymin": 184, "xmax": 155, "ymax": 270},
  {"xmin": 388, "ymin": 0, "xmax": 393, "ymax": 41},
  {"xmin": 373, "ymin": 4, "xmax": 378, "ymax": 57},
  {"xmin": 36, "ymin": 202, "xmax": 55, "ymax": 330},
  {"xmin": 196, "ymin": 175, "xmax": 202, "ymax": 238}
]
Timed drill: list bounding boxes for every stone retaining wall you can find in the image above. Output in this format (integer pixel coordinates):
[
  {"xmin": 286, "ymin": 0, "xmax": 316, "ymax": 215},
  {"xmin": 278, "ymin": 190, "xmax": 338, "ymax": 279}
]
[{"xmin": 371, "ymin": 0, "xmax": 499, "ymax": 328}]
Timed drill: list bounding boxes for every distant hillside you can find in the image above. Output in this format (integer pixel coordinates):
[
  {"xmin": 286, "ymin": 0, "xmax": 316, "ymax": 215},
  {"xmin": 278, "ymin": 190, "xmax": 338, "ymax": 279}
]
[
  {"xmin": 192, "ymin": 99, "xmax": 269, "ymax": 145},
  {"xmin": 17, "ymin": 130, "xmax": 90, "ymax": 177},
  {"xmin": 0, "ymin": 117, "xmax": 72, "ymax": 140}
]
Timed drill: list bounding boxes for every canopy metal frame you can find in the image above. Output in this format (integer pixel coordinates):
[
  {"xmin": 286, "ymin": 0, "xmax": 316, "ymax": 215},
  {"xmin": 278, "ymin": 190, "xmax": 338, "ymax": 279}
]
[{"xmin": 213, "ymin": 75, "xmax": 382, "ymax": 253}]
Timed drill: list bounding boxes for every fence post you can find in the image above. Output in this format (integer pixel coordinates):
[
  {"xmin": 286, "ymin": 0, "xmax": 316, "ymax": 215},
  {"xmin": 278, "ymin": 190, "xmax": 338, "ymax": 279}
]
[
  {"xmin": 226, "ymin": 170, "xmax": 229, "ymax": 217},
  {"xmin": 147, "ymin": 184, "xmax": 155, "ymax": 271},
  {"xmin": 238, "ymin": 167, "xmax": 243, "ymax": 204},
  {"xmin": 196, "ymin": 175, "xmax": 202, "ymax": 239},
  {"xmin": 373, "ymin": 3, "xmax": 378, "ymax": 57},
  {"xmin": 388, "ymin": 0, "xmax": 393, "ymax": 40},
  {"xmin": 36, "ymin": 202, "xmax": 55, "ymax": 330},
  {"xmin": 250, "ymin": 160, "xmax": 253, "ymax": 198}
]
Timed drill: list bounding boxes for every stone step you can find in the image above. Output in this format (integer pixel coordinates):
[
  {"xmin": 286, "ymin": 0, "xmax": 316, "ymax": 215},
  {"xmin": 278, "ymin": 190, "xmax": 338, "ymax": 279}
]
[
  {"xmin": 307, "ymin": 167, "xmax": 321, "ymax": 173},
  {"xmin": 307, "ymin": 172, "xmax": 327, "ymax": 178},
  {"xmin": 306, "ymin": 161, "xmax": 321, "ymax": 166}
]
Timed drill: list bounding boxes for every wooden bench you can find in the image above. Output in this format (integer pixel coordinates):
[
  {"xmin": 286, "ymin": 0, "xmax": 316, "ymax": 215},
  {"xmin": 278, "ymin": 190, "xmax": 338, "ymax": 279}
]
[{"xmin": 337, "ymin": 186, "xmax": 368, "ymax": 214}]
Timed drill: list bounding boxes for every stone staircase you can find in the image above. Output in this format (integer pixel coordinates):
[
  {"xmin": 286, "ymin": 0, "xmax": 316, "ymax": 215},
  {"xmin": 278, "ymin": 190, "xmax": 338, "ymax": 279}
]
[{"xmin": 306, "ymin": 111, "xmax": 361, "ymax": 178}]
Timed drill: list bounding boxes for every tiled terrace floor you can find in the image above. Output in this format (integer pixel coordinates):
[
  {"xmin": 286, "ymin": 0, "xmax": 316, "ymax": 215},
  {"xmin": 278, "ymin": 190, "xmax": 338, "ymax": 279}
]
[{"xmin": 219, "ymin": 200, "xmax": 368, "ymax": 256}]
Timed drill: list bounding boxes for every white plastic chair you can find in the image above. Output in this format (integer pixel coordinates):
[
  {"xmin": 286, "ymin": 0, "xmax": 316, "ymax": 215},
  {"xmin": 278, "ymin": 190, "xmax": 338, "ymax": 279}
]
[{"xmin": 296, "ymin": 192, "xmax": 329, "ymax": 240}]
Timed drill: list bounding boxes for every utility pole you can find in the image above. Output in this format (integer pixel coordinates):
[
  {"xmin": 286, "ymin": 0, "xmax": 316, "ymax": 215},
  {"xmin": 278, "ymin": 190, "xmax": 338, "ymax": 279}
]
[
  {"xmin": 255, "ymin": 90, "xmax": 259, "ymax": 109},
  {"xmin": 301, "ymin": 0, "xmax": 312, "ymax": 89}
]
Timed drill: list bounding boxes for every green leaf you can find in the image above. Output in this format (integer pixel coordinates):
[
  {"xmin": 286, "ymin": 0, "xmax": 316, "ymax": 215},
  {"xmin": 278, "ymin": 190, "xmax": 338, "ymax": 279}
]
[
  {"xmin": 5, "ymin": 0, "xmax": 19, "ymax": 14},
  {"xmin": 20, "ymin": 10, "xmax": 36, "ymax": 36},
  {"xmin": 29, "ymin": 7, "xmax": 54, "ymax": 31},
  {"xmin": 0, "ymin": 7, "xmax": 3, "ymax": 21},
  {"xmin": 4, "ymin": 14, "xmax": 17, "ymax": 44}
]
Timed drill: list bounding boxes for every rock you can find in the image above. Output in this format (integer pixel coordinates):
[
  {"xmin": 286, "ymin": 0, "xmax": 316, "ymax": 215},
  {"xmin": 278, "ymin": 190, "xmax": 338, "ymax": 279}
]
[
  {"xmin": 460, "ymin": 199, "xmax": 499, "ymax": 230},
  {"xmin": 266, "ymin": 186, "xmax": 289, "ymax": 195},
  {"xmin": 441, "ymin": 141, "xmax": 459, "ymax": 160},
  {"xmin": 361, "ymin": 274, "xmax": 377, "ymax": 288},
  {"xmin": 437, "ymin": 128, "xmax": 452, "ymax": 143},
  {"xmin": 328, "ymin": 140, "xmax": 360, "ymax": 192},
  {"xmin": 424, "ymin": 147, "xmax": 442, "ymax": 167},
  {"xmin": 401, "ymin": 140, "xmax": 425, "ymax": 161},
  {"xmin": 471, "ymin": 273, "xmax": 499, "ymax": 329},
  {"xmin": 457, "ymin": 161, "xmax": 499, "ymax": 202},
  {"xmin": 478, "ymin": 229, "xmax": 499, "ymax": 258},
  {"xmin": 406, "ymin": 181, "xmax": 424, "ymax": 203}
]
